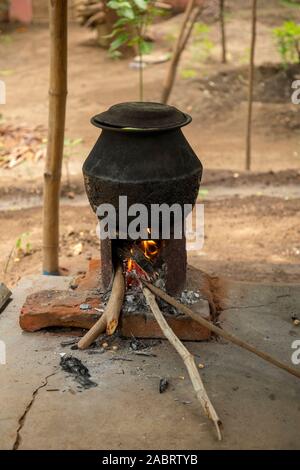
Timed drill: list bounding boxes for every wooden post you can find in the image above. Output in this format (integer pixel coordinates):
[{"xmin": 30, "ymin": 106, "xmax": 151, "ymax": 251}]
[
  {"xmin": 219, "ymin": 0, "xmax": 227, "ymax": 64},
  {"xmin": 43, "ymin": 0, "xmax": 68, "ymax": 274},
  {"xmin": 245, "ymin": 0, "xmax": 257, "ymax": 171}
]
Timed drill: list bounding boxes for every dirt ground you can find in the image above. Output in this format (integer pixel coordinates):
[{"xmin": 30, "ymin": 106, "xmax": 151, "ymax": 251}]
[{"xmin": 0, "ymin": 0, "xmax": 300, "ymax": 288}]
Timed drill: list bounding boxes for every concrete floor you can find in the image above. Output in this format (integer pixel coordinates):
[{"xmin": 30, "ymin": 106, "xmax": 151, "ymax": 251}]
[{"xmin": 0, "ymin": 274, "xmax": 300, "ymax": 450}]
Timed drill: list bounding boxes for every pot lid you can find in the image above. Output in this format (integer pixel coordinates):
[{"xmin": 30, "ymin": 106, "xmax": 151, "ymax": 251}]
[{"xmin": 91, "ymin": 101, "xmax": 192, "ymax": 132}]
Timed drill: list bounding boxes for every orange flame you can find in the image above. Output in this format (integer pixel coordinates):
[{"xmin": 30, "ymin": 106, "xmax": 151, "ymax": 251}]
[
  {"xmin": 140, "ymin": 240, "xmax": 159, "ymax": 260},
  {"xmin": 126, "ymin": 234, "xmax": 160, "ymax": 274}
]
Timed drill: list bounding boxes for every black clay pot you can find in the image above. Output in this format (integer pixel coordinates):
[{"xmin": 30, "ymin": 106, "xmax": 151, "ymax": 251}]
[{"xmin": 83, "ymin": 102, "xmax": 202, "ymax": 234}]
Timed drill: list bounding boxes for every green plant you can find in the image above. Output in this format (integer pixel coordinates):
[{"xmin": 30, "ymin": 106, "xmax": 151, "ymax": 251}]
[
  {"xmin": 15, "ymin": 232, "xmax": 32, "ymax": 257},
  {"xmin": 63, "ymin": 137, "xmax": 83, "ymax": 189},
  {"xmin": 239, "ymin": 46, "xmax": 250, "ymax": 65},
  {"xmin": 280, "ymin": 0, "xmax": 300, "ymax": 9},
  {"xmin": 198, "ymin": 188, "xmax": 209, "ymax": 200},
  {"xmin": 273, "ymin": 21, "xmax": 300, "ymax": 66},
  {"xmin": 107, "ymin": 0, "xmax": 163, "ymax": 100},
  {"xmin": 0, "ymin": 0, "xmax": 9, "ymax": 13},
  {"xmin": 180, "ymin": 68, "xmax": 197, "ymax": 79},
  {"xmin": 0, "ymin": 34, "xmax": 13, "ymax": 44},
  {"xmin": 3, "ymin": 232, "xmax": 32, "ymax": 279},
  {"xmin": 191, "ymin": 23, "xmax": 214, "ymax": 63}
]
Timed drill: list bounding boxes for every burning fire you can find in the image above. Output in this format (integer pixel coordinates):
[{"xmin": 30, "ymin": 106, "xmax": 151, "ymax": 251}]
[
  {"xmin": 140, "ymin": 240, "xmax": 159, "ymax": 260},
  {"xmin": 125, "ymin": 233, "xmax": 160, "ymax": 287},
  {"xmin": 127, "ymin": 249, "xmax": 134, "ymax": 272}
]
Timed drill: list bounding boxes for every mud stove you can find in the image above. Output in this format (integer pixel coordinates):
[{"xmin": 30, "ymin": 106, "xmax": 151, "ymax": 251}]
[
  {"xmin": 83, "ymin": 102, "xmax": 202, "ymax": 296},
  {"xmin": 20, "ymin": 102, "xmax": 218, "ymax": 341}
]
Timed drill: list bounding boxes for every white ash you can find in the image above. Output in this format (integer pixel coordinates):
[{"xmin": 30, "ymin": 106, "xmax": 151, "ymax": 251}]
[
  {"xmin": 180, "ymin": 290, "xmax": 201, "ymax": 305},
  {"xmin": 100, "ymin": 264, "xmax": 203, "ymax": 315},
  {"xmin": 123, "ymin": 290, "xmax": 148, "ymax": 313},
  {"xmin": 122, "ymin": 286, "xmax": 202, "ymax": 316}
]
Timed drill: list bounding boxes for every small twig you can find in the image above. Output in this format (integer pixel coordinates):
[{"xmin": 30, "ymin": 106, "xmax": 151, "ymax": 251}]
[
  {"xmin": 143, "ymin": 286, "xmax": 222, "ymax": 441},
  {"xmin": 3, "ymin": 246, "xmax": 15, "ymax": 280},
  {"xmin": 110, "ymin": 357, "xmax": 133, "ymax": 362},
  {"xmin": 132, "ymin": 351, "xmax": 157, "ymax": 357}
]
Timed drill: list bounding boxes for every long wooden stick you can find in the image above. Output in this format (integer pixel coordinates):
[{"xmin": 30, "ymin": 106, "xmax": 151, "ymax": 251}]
[
  {"xmin": 43, "ymin": 0, "xmax": 68, "ymax": 274},
  {"xmin": 219, "ymin": 0, "xmax": 227, "ymax": 64},
  {"xmin": 245, "ymin": 0, "xmax": 257, "ymax": 171},
  {"xmin": 178, "ymin": 5, "xmax": 202, "ymax": 56},
  {"xmin": 142, "ymin": 279, "xmax": 300, "ymax": 381},
  {"xmin": 143, "ymin": 286, "xmax": 222, "ymax": 441},
  {"xmin": 78, "ymin": 264, "xmax": 125, "ymax": 349},
  {"xmin": 161, "ymin": 0, "xmax": 204, "ymax": 104}
]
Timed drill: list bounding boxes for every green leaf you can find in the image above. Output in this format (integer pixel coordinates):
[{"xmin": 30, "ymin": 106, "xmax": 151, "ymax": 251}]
[
  {"xmin": 110, "ymin": 32, "xmax": 129, "ymax": 51},
  {"xmin": 272, "ymin": 21, "xmax": 300, "ymax": 65},
  {"xmin": 108, "ymin": 0, "xmax": 132, "ymax": 9},
  {"xmin": 70, "ymin": 138, "xmax": 83, "ymax": 146},
  {"xmin": 109, "ymin": 49, "xmax": 123, "ymax": 59},
  {"xmin": 107, "ymin": 0, "xmax": 120, "ymax": 9},
  {"xmin": 139, "ymin": 40, "xmax": 152, "ymax": 55},
  {"xmin": 198, "ymin": 189, "xmax": 209, "ymax": 199},
  {"xmin": 120, "ymin": 7, "xmax": 135, "ymax": 19},
  {"xmin": 133, "ymin": 0, "xmax": 148, "ymax": 10},
  {"xmin": 114, "ymin": 17, "xmax": 131, "ymax": 27}
]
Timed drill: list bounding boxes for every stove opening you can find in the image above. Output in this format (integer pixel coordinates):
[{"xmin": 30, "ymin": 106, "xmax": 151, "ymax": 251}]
[{"xmin": 100, "ymin": 233, "xmax": 187, "ymax": 296}]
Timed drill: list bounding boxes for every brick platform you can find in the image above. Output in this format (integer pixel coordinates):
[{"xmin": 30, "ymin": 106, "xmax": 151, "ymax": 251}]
[{"xmin": 20, "ymin": 259, "xmax": 214, "ymax": 341}]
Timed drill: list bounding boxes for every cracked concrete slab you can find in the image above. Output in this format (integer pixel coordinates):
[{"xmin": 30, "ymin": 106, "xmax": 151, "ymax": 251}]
[{"xmin": 0, "ymin": 274, "xmax": 299, "ymax": 449}]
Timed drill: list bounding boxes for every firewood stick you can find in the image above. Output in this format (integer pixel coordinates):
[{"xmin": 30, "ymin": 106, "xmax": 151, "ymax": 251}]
[
  {"xmin": 105, "ymin": 264, "xmax": 125, "ymax": 335},
  {"xmin": 142, "ymin": 279, "xmax": 300, "ymax": 381},
  {"xmin": 143, "ymin": 286, "xmax": 222, "ymax": 441},
  {"xmin": 78, "ymin": 264, "xmax": 125, "ymax": 349}
]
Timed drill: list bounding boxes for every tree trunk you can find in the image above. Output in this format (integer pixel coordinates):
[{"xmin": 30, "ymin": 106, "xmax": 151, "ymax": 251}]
[
  {"xmin": 219, "ymin": 0, "xmax": 227, "ymax": 63},
  {"xmin": 161, "ymin": 0, "xmax": 201, "ymax": 104},
  {"xmin": 245, "ymin": 0, "xmax": 257, "ymax": 171},
  {"xmin": 43, "ymin": 0, "xmax": 68, "ymax": 274}
]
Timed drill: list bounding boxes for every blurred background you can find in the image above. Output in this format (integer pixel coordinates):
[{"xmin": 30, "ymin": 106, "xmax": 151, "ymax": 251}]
[{"xmin": 0, "ymin": 0, "xmax": 299, "ymax": 287}]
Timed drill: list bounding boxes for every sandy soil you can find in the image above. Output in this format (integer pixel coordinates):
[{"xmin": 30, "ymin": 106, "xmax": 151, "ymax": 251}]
[{"xmin": 0, "ymin": 0, "xmax": 299, "ymax": 288}]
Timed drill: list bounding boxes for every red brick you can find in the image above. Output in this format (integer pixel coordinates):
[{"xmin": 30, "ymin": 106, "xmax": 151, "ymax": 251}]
[{"xmin": 20, "ymin": 259, "xmax": 213, "ymax": 341}]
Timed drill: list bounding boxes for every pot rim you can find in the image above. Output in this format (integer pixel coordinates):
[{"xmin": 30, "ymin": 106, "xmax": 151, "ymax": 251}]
[
  {"xmin": 90, "ymin": 102, "xmax": 192, "ymax": 132},
  {"xmin": 90, "ymin": 114, "xmax": 192, "ymax": 133}
]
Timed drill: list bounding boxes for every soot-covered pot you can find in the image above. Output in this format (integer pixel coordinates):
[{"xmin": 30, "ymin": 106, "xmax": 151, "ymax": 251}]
[{"xmin": 83, "ymin": 102, "xmax": 202, "ymax": 234}]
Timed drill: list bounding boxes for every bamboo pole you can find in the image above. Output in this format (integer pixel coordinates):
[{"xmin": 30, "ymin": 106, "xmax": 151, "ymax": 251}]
[
  {"xmin": 245, "ymin": 0, "xmax": 257, "ymax": 171},
  {"xmin": 43, "ymin": 0, "xmax": 68, "ymax": 274},
  {"xmin": 219, "ymin": 0, "xmax": 227, "ymax": 64}
]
